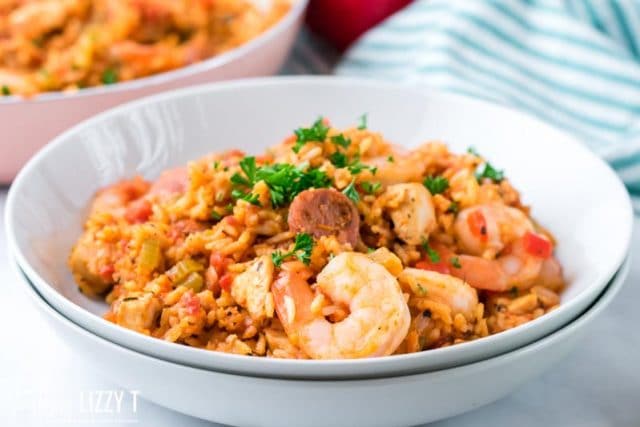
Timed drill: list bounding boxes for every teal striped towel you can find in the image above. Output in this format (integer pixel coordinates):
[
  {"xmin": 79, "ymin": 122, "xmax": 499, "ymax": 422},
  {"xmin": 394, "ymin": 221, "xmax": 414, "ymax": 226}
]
[{"xmin": 329, "ymin": 0, "xmax": 640, "ymax": 205}]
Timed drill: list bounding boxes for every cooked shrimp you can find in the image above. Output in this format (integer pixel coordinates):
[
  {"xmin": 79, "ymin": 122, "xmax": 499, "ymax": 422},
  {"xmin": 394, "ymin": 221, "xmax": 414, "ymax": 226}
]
[
  {"xmin": 454, "ymin": 203, "xmax": 534, "ymax": 257},
  {"xmin": 271, "ymin": 253, "xmax": 411, "ymax": 359},
  {"xmin": 369, "ymin": 145, "xmax": 426, "ymax": 185},
  {"xmin": 398, "ymin": 268, "xmax": 478, "ymax": 320},
  {"xmin": 385, "ymin": 183, "xmax": 436, "ymax": 245},
  {"xmin": 451, "ymin": 244, "xmax": 544, "ymax": 292}
]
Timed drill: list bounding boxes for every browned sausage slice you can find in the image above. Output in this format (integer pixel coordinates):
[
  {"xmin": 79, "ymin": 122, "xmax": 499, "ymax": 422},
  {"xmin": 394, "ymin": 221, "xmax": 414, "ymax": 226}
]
[{"xmin": 287, "ymin": 188, "xmax": 360, "ymax": 247}]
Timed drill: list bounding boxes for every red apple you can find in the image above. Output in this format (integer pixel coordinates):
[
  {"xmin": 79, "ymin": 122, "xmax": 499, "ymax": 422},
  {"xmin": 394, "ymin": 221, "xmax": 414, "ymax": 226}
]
[{"xmin": 306, "ymin": 0, "xmax": 414, "ymax": 51}]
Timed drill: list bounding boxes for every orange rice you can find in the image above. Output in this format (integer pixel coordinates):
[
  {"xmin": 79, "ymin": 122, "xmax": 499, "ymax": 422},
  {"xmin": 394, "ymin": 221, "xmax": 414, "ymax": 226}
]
[{"xmin": 68, "ymin": 117, "xmax": 565, "ymax": 359}]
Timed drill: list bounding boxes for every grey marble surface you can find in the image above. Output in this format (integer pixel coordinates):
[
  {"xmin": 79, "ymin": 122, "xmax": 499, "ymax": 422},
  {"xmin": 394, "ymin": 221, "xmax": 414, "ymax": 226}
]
[{"xmin": 1, "ymin": 189, "xmax": 638, "ymax": 427}]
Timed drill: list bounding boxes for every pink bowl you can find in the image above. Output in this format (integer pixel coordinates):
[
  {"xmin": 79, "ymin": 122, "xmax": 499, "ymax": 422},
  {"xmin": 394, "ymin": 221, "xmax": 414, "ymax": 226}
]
[{"xmin": 0, "ymin": 0, "xmax": 307, "ymax": 183}]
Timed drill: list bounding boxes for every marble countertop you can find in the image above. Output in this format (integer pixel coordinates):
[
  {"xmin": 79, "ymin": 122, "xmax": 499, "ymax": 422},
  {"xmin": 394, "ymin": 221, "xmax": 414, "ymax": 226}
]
[{"xmin": 1, "ymin": 189, "xmax": 638, "ymax": 426}]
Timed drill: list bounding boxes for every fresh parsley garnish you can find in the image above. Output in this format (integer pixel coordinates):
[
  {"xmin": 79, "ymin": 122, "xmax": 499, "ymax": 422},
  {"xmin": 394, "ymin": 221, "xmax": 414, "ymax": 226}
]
[
  {"xmin": 446, "ymin": 201, "xmax": 459, "ymax": 214},
  {"xmin": 509, "ymin": 286, "xmax": 519, "ymax": 298},
  {"xmin": 329, "ymin": 151, "xmax": 348, "ymax": 168},
  {"xmin": 213, "ymin": 160, "xmax": 220, "ymax": 170},
  {"xmin": 387, "ymin": 155, "xmax": 394, "ymax": 163},
  {"xmin": 342, "ymin": 179, "xmax": 360, "ymax": 203},
  {"xmin": 475, "ymin": 162, "xmax": 504, "ymax": 183},
  {"xmin": 1, "ymin": 85, "xmax": 10, "ymax": 96},
  {"xmin": 451, "ymin": 256, "xmax": 461, "ymax": 268},
  {"xmin": 231, "ymin": 157, "xmax": 331, "ymax": 208},
  {"xmin": 421, "ymin": 238, "xmax": 441, "ymax": 263},
  {"xmin": 271, "ymin": 233, "xmax": 314, "ymax": 267},
  {"xmin": 346, "ymin": 154, "xmax": 377, "ymax": 175},
  {"xmin": 292, "ymin": 117, "xmax": 329, "ymax": 153},
  {"xmin": 329, "ymin": 152, "xmax": 376, "ymax": 175},
  {"xmin": 423, "ymin": 175, "xmax": 449, "ymax": 195},
  {"xmin": 358, "ymin": 113, "xmax": 368, "ymax": 130},
  {"xmin": 101, "ymin": 68, "xmax": 118, "ymax": 85},
  {"xmin": 211, "ymin": 210, "xmax": 222, "ymax": 220},
  {"xmin": 231, "ymin": 189, "xmax": 260, "ymax": 206},
  {"xmin": 331, "ymin": 134, "xmax": 351, "ymax": 148},
  {"xmin": 361, "ymin": 181, "xmax": 381, "ymax": 194},
  {"xmin": 467, "ymin": 146, "xmax": 480, "ymax": 156}
]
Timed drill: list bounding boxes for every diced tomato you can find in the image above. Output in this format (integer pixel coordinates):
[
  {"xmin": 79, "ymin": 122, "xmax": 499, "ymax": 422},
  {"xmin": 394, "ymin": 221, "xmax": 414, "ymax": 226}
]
[
  {"xmin": 180, "ymin": 292, "xmax": 201, "ymax": 316},
  {"xmin": 225, "ymin": 216, "xmax": 239, "ymax": 226},
  {"xmin": 283, "ymin": 134, "xmax": 296, "ymax": 145},
  {"xmin": 219, "ymin": 273, "xmax": 234, "ymax": 293},
  {"xmin": 98, "ymin": 264, "xmax": 115, "ymax": 280},
  {"xmin": 255, "ymin": 154, "xmax": 273, "ymax": 164},
  {"xmin": 523, "ymin": 231, "xmax": 553, "ymax": 259},
  {"xmin": 209, "ymin": 251, "xmax": 232, "ymax": 275},
  {"xmin": 225, "ymin": 149, "xmax": 245, "ymax": 158},
  {"xmin": 415, "ymin": 259, "xmax": 451, "ymax": 275},
  {"xmin": 124, "ymin": 199, "xmax": 152, "ymax": 223},
  {"xmin": 467, "ymin": 210, "xmax": 488, "ymax": 242}
]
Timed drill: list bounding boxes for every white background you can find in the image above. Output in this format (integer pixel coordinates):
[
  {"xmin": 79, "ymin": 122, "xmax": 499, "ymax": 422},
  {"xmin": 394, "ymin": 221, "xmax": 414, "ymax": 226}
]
[{"xmin": 1, "ymin": 190, "xmax": 639, "ymax": 426}]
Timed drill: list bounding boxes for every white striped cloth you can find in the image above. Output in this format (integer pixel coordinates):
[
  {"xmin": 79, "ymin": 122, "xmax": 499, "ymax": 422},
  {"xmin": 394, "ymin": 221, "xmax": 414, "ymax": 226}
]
[{"xmin": 286, "ymin": 0, "xmax": 640, "ymax": 206}]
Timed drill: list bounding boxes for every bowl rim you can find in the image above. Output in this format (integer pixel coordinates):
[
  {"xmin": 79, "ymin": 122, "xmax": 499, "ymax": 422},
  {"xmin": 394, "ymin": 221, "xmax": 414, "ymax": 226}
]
[
  {"xmin": 5, "ymin": 76, "xmax": 634, "ymax": 379},
  {"xmin": 0, "ymin": 0, "xmax": 308, "ymax": 105},
  {"xmin": 14, "ymin": 253, "xmax": 630, "ymax": 383}
]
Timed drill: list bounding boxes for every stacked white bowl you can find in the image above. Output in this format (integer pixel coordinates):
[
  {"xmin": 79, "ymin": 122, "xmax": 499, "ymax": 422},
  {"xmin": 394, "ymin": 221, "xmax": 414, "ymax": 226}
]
[{"xmin": 5, "ymin": 78, "xmax": 633, "ymax": 427}]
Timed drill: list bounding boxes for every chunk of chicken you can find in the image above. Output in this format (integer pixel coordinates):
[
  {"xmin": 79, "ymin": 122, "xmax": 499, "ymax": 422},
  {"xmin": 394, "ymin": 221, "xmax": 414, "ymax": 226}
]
[{"xmin": 231, "ymin": 255, "xmax": 274, "ymax": 322}]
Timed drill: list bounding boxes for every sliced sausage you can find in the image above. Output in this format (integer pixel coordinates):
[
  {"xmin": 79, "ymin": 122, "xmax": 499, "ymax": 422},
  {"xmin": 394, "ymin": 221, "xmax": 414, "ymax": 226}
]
[
  {"xmin": 287, "ymin": 188, "xmax": 360, "ymax": 247},
  {"xmin": 149, "ymin": 166, "xmax": 188, "ymax": 197}
]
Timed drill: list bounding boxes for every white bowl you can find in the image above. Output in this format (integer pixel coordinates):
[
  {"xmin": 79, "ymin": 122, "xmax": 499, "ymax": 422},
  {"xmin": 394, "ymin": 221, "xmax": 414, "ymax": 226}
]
[
  {"xmin": 0, "ymin": 0, "xmax": 308, "ymax": 182},
  {"xmin": 5, "ymin": 77, "xmax": 633, "ymax": 379},
  {"xmin": 13, "ymin": 255, "xmax": 631, "ymax": 427}
]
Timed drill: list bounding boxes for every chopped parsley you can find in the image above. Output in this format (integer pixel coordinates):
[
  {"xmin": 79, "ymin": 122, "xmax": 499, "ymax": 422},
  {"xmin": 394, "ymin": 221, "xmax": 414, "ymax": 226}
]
[
  {"xmin": 423, "ymin": 175, "xmax": 449, "ymax": 195},
  {"xmin": 421, "ymin": 238, "xmax": 441, "ymax": 263},
  {"xmin": 475, "ymin": 162, "xmax": 504, "ymax": 183},
  {"xmin": 342, "ymin": 179, "xmax": 360, "ymax": 203},
  {"xmin": 271, "ymin": 233, "xmax": 314, "ymax": 267},
  {"xmin": 213, "ymin": 160, "xmax": 220, "ymax": 170},
  {"xmin": 123, "ymin": 297, "xmax": 138, "ymax": 302},
  {"xmin": 1, "ymin": 85, "xmax": 10, "ymax": 96},
  {"xmin": 329, "ymin": 152, "xmax": 376, "ymax": 175},
  {"xmin": 347, "ymin": 154, "xmax": 377, "ymax": 175},
  {"xmin": 231, "ymin": 156, "xmax": 331, "ymax": 207},
  {"xmin": 292, "ymin": 117, "xmax": 329, "ymax": 153},
  {"xmin": 331, "ymin": 134, "xmax": 351, "ymax": 148},
  {"xmin": 329, "ymin": 151, "xmax": 348, "ymax": 168},
  {"xmin": 357, "ymin": 113, "xmax": 368, "ymax": 130},
  {"xmin": 367, "ymin": 247, "xmax": 375, "ymax": 253},
  {"xmin": 387, "ymin": 155, "xmax": 394, "ymax": 163},
  {"xmin": 101, "ymin": 68, "xmax": 118, "ymax": 85},
  {"xmin": 450, "ymin": 256, "xmax": 461, "ymax": 269},
  {"xmin": 467, "ymin": 146, "xmax": 480, "ymax": 156},
  {"xmin": 231, "ymin": 189, "xmax": 260, "ymax": 206},
  {"xmin": 210, "ymin": 210, "xmax": 222, "ymax": 221},
  {"xmin": 361, "ymin": 181, "xmax": 382, "ymax": 194},
  {"xmin": 446, "ymin": 201, "xmax": 459, "ymax": 214}
]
